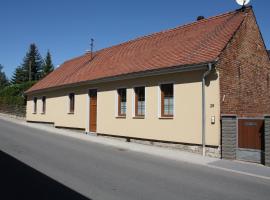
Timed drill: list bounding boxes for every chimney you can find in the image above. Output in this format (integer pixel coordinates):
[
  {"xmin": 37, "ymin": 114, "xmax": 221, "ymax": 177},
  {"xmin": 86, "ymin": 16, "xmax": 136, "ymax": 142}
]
[{"xmin": 197, "ymin": 16, "xmax": 205, "ymax": 21}]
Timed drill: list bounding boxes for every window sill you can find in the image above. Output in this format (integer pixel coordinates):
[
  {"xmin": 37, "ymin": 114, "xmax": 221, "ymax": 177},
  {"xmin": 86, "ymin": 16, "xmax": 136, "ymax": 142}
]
[
  {"xmin": 32, "ymin": 112, "xmax": 37, "ymax": 115},
  {"xmin": 116, "ymin": 116, "xmax": 126, "ymax": 119},
  {"xmin": 68, "ymin": 112, "xmax": 74, "ymax": 115},
  {"xmin": 159, "ymin": 116, "xmax": 174, "ymax": 120},
  {"xmin": 41, "ymin": 112, "xmax": 46, "ymax": 115},
  {"xmin": 133, "ymin": 116, "xmax": 145, "ymax": 119}
]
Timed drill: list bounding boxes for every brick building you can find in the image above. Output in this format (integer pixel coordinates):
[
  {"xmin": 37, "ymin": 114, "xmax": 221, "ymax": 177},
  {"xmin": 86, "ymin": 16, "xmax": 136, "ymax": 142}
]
[{"xmin": 25, "ymin": 7, "xmax": 270, "ymax": 165}]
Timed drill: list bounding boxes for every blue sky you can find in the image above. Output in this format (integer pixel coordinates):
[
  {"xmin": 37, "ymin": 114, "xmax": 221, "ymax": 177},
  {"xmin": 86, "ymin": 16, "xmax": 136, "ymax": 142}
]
[{"xmin": 1, "ymin": 0, "xmax": 269, "ymax": 78}]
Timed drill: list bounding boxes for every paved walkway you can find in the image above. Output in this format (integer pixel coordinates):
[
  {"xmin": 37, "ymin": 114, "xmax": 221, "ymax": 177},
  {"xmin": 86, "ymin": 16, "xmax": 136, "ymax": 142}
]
[{"xmin": 1, "ymin": 113, "xmax": 269, "ymax": 180}]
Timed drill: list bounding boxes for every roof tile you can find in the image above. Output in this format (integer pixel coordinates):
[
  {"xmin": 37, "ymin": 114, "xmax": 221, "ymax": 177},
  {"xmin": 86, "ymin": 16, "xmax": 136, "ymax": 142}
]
[{"xmin": 27, "ymin": 9, "xmax": 247, "ymax": 93}]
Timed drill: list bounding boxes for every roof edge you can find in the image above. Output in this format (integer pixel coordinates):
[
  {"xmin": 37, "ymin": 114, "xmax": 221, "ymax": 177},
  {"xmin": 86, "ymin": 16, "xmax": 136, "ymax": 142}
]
[{"xmin": 25, "ymin": 61, "xmax": 215, "ymax": 95}]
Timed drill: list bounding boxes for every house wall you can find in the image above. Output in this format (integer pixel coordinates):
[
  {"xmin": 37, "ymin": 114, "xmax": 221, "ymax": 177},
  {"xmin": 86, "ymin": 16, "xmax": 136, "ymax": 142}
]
[
  {"xmin": 26, "ymin": 70, "xmax": 220, "ymax": 146},
  {"xmin": 26, "ymin": 88, "xmax": 87, "ymax": 129},
  {"xmin": 217, "ymin": 9, "xmax": 270, "ymax": 117}
]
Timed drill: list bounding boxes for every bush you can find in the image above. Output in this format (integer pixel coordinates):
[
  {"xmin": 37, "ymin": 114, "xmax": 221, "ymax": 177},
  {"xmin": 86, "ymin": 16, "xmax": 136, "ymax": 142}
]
[{"xmin": 0, "ymin": 81, "xmax": 36, "ymax": 106}]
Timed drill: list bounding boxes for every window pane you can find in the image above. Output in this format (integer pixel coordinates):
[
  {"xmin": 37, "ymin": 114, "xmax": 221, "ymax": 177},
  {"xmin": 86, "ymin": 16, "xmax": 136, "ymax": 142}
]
[
  {"xmin": 69, "ymin": 93, "xmax": 75, "ymax": 113},
  {"xmin": 135, "ymin": 87, "xmax": 145, "ymax": 116},
  {"xmin": 33, "ymin": 97, "xmax": 37, "ymax": 113},
  {"xmin": 137, "ymin": 101, "xmax": 145, "ymax": 116},
  {"xmin": 121, "ymin": 102, "xmax": 126, "ymax": 115},
  {"xmin": 161, "ymin": 84, "xmax": 173, "ymax": 116},
  {"xmin": 118, "ymin": 88, "xmax": 126, "ymax": 116},
  {"xmin": 169, "ymin": 98, "xmax": 173, "ymax": 105},
  {"xmin": 42, "ymin": 97, "xmax": 46, "ymax": 113}
]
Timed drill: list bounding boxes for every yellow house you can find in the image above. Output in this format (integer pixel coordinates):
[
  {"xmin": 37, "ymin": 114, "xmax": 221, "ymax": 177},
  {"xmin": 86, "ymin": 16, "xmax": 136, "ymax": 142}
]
[{"xmin": 25, "ymin": 7, "xmax": 270, "ymax": 163}]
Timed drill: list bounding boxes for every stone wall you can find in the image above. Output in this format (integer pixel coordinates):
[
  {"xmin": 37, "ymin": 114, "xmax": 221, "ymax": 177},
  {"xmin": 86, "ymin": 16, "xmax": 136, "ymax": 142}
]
[{"xmin": 221, "ymin": 116, "xmax": 237, "ymax": 160}]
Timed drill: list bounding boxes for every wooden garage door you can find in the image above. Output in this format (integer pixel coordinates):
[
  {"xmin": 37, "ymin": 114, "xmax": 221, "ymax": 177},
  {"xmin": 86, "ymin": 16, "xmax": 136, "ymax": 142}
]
[{"xmin": 238, "ymin": 119, "xmax": 264, "ymax": 150}]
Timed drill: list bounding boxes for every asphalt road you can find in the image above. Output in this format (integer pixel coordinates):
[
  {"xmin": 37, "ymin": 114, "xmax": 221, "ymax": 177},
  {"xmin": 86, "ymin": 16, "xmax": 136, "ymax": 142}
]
[{"xmin": 0, "ymin": 118, "xmax": 270, "ymax": 200}]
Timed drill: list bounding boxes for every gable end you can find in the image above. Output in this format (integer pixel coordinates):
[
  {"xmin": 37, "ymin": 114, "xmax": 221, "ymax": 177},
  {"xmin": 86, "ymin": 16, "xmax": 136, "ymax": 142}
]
[{"xmin": 217, "ymin": 8, "xmax": 270, "ymax": 117}]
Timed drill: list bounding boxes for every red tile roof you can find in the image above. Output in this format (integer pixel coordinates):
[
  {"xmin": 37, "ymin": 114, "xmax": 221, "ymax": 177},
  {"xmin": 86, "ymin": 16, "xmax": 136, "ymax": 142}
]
[{"xmin": 26, "ymin": 9, "xmax": 248, "ymax": 94}]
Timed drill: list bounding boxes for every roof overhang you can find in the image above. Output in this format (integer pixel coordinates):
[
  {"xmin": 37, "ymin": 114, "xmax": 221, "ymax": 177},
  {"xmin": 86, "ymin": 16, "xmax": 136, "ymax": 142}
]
[{"xmin": 25, "ymin": 61, "xmax": 216, "ymax": 95}]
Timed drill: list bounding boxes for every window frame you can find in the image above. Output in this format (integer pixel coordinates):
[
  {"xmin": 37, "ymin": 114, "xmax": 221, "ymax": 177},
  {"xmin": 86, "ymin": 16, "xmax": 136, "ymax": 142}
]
[
  {"xmin": 160, "ymin": 83, "xmax": 174, "ymax": 118},
  {"xmin": 41, "ymin": 96, "xmax": 46, "ymax": 114},
  {"xmin": 68, "ymin": 93, "xmax": 75, "ymax": 114},
  {"xmin": 134, "ymin": 86, "xmax": 145, "ymax": 118},
  {"xmin": 117, "ymin": 88, "xmax": 127, "ymax": 117}
]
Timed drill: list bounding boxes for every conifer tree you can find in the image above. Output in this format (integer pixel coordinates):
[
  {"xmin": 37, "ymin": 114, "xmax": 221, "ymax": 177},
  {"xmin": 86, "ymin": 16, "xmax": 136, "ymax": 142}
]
[
  {"xmin": 0, "ymin": 64, "xmax": 9, "ymax": 88},
  {"xmin": 11, "ymin": 43, "xmax": 44, "ymax": 84},
  {"xmin": 21, "ymin": 43, "xmax": 44, "ymax": 81},
  {"xmin": 10, "ymin": 66, "xmax": 27, "ymax": 84},
  {"xmin": 41, "ymin": 50, "xmax": 54, "ymax": 78}
]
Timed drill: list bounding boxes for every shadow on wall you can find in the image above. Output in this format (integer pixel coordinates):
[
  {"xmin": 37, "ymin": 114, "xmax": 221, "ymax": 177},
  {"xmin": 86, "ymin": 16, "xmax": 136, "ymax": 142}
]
[
  {"xmin": 205, "ymin": 70, "xmax": 218, "ymax": 87},
  {"xmin": 0, "ymin": 151, "xmax": 91, "ymax": 200}
]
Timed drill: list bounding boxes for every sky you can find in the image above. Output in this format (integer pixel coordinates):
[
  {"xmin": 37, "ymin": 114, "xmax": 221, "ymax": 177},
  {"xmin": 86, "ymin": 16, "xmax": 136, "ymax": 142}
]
[{"xmin": 1, "ymin": 0, "xmax": 269, "ymax": 78}]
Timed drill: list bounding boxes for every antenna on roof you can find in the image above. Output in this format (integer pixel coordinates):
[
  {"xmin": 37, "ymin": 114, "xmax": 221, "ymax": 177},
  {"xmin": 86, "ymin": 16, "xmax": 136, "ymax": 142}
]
[
  {"xmin": 235, "ymin": 0, "xmax": 250, "ymax": 9},
  {"xmin": 90, "ymin": 38, "xmax": 94, "ymax": 59}
]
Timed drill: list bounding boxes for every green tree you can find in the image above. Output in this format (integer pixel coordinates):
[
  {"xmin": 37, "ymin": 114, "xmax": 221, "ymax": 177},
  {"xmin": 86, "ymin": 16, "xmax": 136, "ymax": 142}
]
[
  {"xmin": 0, "ymin": 64, "xmax": 9, "ymax": 88},
  {"xmin": 10, "ymin": 66, "xmax": 28, "ymax": 84},
  {"xmin": 41, "ymin": 50, "xmax": 54, "ymax": 78},
  {"xmin": 21, "ymin": 43, "xmax": 44, "ymax": 82}
]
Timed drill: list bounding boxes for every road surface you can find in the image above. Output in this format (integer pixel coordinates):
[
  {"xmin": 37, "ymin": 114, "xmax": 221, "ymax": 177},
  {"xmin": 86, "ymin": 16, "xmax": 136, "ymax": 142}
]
[{"xmin": 0, "ymin": 118, "xmax": 269, "ymax": 200}]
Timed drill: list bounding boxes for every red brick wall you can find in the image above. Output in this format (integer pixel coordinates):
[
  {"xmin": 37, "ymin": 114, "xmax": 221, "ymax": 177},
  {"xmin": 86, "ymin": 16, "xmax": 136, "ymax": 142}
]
[{"xmin": 217, "ymin": 8, "xmax": 270, "ymax": 117}]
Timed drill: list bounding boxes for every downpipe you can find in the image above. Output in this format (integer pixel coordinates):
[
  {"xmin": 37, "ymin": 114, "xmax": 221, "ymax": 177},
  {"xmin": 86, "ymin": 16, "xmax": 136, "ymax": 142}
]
[{"xmin": 202, "ymin": 63, "xmax": 212, "ymax": 156}]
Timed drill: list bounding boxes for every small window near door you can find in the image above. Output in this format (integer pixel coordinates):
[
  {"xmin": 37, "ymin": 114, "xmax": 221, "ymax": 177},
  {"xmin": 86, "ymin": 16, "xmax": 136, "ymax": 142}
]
[
  {"xmin": 33, "ymin": 97, "xmax": 37, "ymax": 114},
  {"xmin": 69, "ymin": 93, "xmax": 75, "ymax": 114},
  {"xmin": 118, "ymin": 88, "xmax": 126, "ymax": 117},
  {"xmin": 160, "ymin": 84, "xmax": 174, "ymax": 117},
  {"xmin": 42, "ymin": 96, "xmax": 46, "ymax": 114},
  {"xmin": 134, "ymin": 87, "xmax": 145, "ymax": 117}
]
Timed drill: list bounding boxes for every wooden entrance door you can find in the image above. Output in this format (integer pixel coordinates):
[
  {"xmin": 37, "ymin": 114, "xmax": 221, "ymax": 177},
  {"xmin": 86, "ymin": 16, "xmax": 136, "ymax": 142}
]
[
  {"xmin": 89, "ymin": 89, "xmax": 97, "ymax": 132},
  {"xmin": 238, "ymin": 119, "xmax": 264, "ymax": 150}
]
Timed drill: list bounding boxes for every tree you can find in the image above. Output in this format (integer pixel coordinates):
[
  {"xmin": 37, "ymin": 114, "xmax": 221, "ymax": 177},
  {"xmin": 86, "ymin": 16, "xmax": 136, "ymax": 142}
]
[
  {"xmin": 20, "ymin": 43, "xmax": 44, "ymax": 82},
  {"xmin": 10, "ymin": 66, "xmax": 28, "ymax": 84},
  {"xmin": 0, "ymin": 64, "xmax": 9, "ymax": 88},
  {"xmin": 41, "ymin": 50, "xmax": 54, "ymax": 78}
]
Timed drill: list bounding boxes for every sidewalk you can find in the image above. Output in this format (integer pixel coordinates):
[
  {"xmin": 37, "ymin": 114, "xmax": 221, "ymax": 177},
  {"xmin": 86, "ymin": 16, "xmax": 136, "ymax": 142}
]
[{"xmin": 0, "ymin": 113, "xmax": 269, "ymax": 180}]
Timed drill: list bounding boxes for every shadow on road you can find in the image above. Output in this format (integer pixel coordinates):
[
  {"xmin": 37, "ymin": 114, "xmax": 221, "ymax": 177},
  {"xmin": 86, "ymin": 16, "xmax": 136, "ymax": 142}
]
[{"xmin": 0, "ymin": 151, "xmax": 91, "ymax": 200}]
